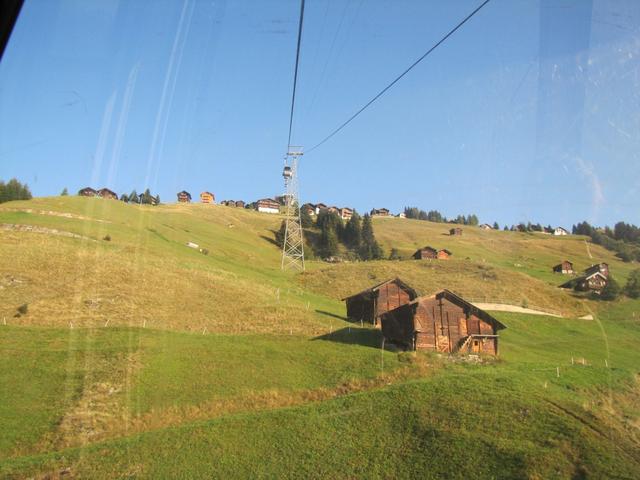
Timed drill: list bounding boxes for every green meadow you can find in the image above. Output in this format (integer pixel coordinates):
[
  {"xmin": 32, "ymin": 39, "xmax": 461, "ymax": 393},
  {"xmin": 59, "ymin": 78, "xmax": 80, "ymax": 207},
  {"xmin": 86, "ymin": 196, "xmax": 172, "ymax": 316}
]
[{"xmin": 0, "ymin": 197, "xmax": 639, "ymax": 478}]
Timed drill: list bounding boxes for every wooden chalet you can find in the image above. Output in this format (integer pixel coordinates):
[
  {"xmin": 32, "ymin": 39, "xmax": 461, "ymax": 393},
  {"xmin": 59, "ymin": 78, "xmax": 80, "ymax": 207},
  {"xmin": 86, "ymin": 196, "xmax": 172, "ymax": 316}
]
[
  {"xmin": 560, "ymin": 264, "xmax": 609, "ymax": 292},
  {"xmin": 479, "ymin": 223, "xmax": 492, "ymax": 230},
  {"xmin": 342, "ymin": 278, "xmax": 418, "ymax": 326},
  {"xmin": 339, "ymin": 207, "xmax": 353, "ymax": 220},
  {"xmin": 97, "ymin": 188, "xmax": 117, "ymax": 200},
  {"xmin": 256, "ymin": 198, "xmax": 280, "ymax": 214},
  {"xmin": 327, "ymin": 206, "xmax": 339, "ymax": 214},
  {"xmin": 554, "ymin": 227, "xmax": 569, "ymax": 236},
  {"xmin": 177, "ymin": 191, "xmax": 192, "ymax": 203},
  {"xmin": 200, "ymin": 191, "xmax": 215, "ymax": 204},
  {"xmin": 553, "ymin": 260, "xmax": 574, "ymax": 274},
  {"xmin": 578, "ymin": 272, "xmax": 608, "ymax": 292},
  {"xmin": 78, "ymin": 187, "xmax": 97, "ymax": 197},
  {"xmin": 370, "ymin": 208, "xmax": 390, "ymax": 217},
  {"xmin": 380, "ymin": 290, "xmax": 506, "ymax": 355},
  {"xmin": 235, "ymin": 200, "xmax": 245, "ymax": 208},
  {"xmin": 413, "ymin": 246, "xmax": 438, "ymax": 260},
  {"xmin": 449, "ymin": 227, "xmax": 463, "ymax": 236}
]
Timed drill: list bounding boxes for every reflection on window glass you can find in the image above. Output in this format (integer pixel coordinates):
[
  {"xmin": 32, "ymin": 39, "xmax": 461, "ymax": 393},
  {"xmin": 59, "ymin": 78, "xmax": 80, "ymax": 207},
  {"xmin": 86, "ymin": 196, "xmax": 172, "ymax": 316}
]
[{"xmin": 0, "ymin": 0, "xmax": 639, "ymax": 478}]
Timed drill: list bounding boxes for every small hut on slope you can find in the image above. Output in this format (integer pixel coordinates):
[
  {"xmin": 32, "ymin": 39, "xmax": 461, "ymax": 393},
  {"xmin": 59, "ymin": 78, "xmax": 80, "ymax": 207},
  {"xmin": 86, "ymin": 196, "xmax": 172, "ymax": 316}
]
[
  {"xmin": 380, "ymin": 290, "xmax": 506, "ymax": 355},
  {"xmin": 342, "ymin": 278, "xmax": 418, "ymax": 327}
]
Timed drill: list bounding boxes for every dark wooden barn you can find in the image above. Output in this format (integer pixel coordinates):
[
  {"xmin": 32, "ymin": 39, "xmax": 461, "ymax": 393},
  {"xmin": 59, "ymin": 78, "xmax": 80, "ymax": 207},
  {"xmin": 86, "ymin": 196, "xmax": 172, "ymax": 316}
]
[
  {"xmin": 342, "ymin": 278, "xmax": 418, "ymax": 326},
  {"xmin": 450, "ymin": 227, "xmax": 463, "ymax": 236},
  {"xmin": 380, "ymin": 290, "xmax": 506, "ymax": 355},
  {"xmin": 552, "ymin": 260, "xmax": 574, "ymax": 274},
  {"xmin": 413, "ymin": 246, "xmax": 451, "ymax": 260},
  {"xmin": 413, "ymin": 246, "xmax": 438, "ymax": 260}
]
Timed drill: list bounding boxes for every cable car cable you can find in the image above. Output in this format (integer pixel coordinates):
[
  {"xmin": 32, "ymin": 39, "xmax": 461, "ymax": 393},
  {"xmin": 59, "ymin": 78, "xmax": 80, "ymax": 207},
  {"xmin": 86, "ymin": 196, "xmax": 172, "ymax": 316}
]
[
  {"xmin": 287, "ymin": 0, "xmax": 306, "ymax": 151},
  {"xmin": 305, "ymin": 0, "xmax": 492, "ymax": 154}
]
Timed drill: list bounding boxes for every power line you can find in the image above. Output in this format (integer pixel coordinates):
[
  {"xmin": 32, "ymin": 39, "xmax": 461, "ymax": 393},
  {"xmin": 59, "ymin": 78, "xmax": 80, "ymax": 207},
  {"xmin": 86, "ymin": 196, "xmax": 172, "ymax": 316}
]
[
  {"xmin": 306, "ymin": 0, "xmax": 492, "ymax": 154},
  {"xmin": 287, "ymin": 0, "xmax": 306, "ymax": 149}
]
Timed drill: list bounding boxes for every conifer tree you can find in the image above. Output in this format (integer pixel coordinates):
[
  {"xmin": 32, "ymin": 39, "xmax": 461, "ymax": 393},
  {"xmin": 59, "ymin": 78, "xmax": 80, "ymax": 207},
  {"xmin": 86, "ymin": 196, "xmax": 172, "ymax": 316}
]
[
  {"xmin": 320, "ymin": 226, "xmax": 339, "ymax": 258},
  {"xmin": 61, "ymin": 188, "xmax": 68, "ymax": 196},
  {"xmin": 343, "ymin": 211, "xmax": 362, "ymax": 250},
  {"xmin": 300, "ymin": 207, "xmax": 313, "ymax": 228},
  {"xmin": 600, "ymin": 276, "xmax": 621, "ymax": 301},
  {"xmin": 0, "ymin": 178, "xmax": 32, "ymax": 203},
  {"xmin": 624, "ymin": 269, "xmax": 640, "ymax": 299},
  {"xmin": 141, "ymin": 188, "xmax": 153, "ymax": 205},
  {"xmin": 360, "ymin": 214, "xmax": 383, "ymax": 260}
]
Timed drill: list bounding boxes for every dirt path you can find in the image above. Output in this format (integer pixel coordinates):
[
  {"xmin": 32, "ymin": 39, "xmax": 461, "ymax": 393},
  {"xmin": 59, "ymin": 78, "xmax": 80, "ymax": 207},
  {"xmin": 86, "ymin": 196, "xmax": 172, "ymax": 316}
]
[
  {"xmin": 0, "ymin": 208, "xmax": 110, "ymax": 223},
  {"xmin": 0, "ymin": 223, "xmax": 95, "ymax": 241},
  {"xmin": 472, "ymin": 302, "xmax": 562, "ymax": 318}
]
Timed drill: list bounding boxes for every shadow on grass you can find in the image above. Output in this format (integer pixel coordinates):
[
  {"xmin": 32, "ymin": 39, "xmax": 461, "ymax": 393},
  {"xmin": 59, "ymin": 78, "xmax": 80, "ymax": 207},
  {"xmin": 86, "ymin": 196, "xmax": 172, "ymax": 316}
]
[
  {"xmin": 312, "ymin": 327, "xmax": 384, "ymax": 349},
  {"xmin": 315, "ymin": 309, "xmax": 348, "ymax": 321},
  {"xmin": 260, "ymin": 234, "xmax": 279, "ymax": 247}
]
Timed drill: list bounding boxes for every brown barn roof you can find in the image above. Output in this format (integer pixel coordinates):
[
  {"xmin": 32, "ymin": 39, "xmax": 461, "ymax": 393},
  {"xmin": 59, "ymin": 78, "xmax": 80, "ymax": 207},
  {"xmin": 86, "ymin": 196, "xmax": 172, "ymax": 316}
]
[
  {"xmin": 341, "ymin": 277, "xmax": 418, "ymax": 301},
  {"xmin": 98, "ymin": 188, "xmax": 117, "ymax": 197},
  {"xmin": 407, "ymin": 290, "xmax": 507, "ymax": 331}
]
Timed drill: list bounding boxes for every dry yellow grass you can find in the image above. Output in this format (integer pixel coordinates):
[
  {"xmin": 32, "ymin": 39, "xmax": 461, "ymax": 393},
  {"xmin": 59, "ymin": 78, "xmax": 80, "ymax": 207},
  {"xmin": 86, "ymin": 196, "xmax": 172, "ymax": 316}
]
[{"xmin": 299, "ymin": 258, "xmax": 587, "ymax": 317}]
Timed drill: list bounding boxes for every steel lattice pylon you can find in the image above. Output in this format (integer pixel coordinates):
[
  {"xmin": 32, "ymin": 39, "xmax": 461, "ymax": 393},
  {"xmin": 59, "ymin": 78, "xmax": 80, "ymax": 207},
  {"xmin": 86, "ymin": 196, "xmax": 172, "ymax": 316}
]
[{"xmin": 281, "ymin": 147, "xmax": 305, "ymax": 271}]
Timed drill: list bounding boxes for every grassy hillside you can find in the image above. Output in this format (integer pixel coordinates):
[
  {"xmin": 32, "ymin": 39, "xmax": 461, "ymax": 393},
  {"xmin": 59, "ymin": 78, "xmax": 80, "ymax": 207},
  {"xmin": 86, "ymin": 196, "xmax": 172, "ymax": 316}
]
[
  {"xmin": 0, "ymin": 197, "xmax": 342, "ymax": 334},
  {"xmin": 1, "ymin": 196, "xmax": 639, "ymax": 478},
  {"xmin": 1, "ymin": 306, "xmax": 639, "ymax": 478},
  {"xmin": 2, "ymin": 197, "xmax": 633, "ymax": 327}
]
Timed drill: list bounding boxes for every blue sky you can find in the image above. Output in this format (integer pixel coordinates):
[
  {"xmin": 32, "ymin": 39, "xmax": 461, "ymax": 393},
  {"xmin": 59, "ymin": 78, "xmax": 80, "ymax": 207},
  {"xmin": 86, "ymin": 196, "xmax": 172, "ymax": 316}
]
[{"xmin": 0, "ymin": 0, "xmax": 638, "ymax": 227}]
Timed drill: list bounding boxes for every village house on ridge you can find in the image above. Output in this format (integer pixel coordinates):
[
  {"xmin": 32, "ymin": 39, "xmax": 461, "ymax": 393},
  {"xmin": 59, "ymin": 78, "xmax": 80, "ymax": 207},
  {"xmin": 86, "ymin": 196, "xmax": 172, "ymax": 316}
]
[
  {"xmin": 177, "ymin": 191, "xmax": 192, "ymax": 203},
  {"xmin": 255, "ymin": 198, "xmax": 280, "ymax": 214},
  {"xmin": 200, "ymin": 191, "xmax": 215, "ymax": 204}
]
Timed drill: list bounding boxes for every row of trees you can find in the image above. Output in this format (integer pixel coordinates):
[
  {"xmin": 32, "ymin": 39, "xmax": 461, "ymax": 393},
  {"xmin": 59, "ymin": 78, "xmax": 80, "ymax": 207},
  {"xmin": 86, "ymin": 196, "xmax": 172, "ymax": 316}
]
[
  {"xmin": 402, "ymin": 207, "xmax": 481, "ymax": 226},
  {"xmin": 120, "ymin": 189, "xmax": 160, "ymax": 205},
  {"xmin": 600, "ymin": 270, "xmax": 640, "ymax": 300},
  {"xmin": 276, "ymin": 209, "xmax": 384, "ymax": 261},
  {"xmin": 315, "ymin": 210, "xmax": 384, "ymax": 260},
  {"xmin": 0, "ymin": 178, "xmax": 32, "ymax": 204},
  {"xmin": 63, "ymin": 187, "xmax": 160, "ymax": 205},
  {"xmin": 573, "ymin": 221, "xmax": 640, "ymax": 262}
]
